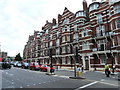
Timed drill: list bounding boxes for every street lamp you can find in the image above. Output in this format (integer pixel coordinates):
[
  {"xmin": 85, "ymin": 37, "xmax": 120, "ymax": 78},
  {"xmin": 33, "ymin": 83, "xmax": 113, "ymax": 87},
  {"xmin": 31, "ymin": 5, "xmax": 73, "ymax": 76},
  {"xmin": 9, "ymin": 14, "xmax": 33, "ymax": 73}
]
[{"xmin": 49, "ymin": 48, "xmax": 53, "ymax": 74}]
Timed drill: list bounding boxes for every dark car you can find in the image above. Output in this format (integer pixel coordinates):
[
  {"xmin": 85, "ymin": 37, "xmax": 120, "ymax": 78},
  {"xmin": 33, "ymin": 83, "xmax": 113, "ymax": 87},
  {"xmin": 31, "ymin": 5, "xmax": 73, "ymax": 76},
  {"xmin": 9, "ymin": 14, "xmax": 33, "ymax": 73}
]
[
  {"xmin": 29, "ymin": 62, "xmax": 41, "ymax": 70},
  {"xmin": 22, "ymin": 62, "xmax": 29, "ymax": 69},
  {"xmin": 40, "ymin": 64, "xmax": 55, "ymax": 72},
  {"xmin": 2, "ymin": 62, "xmax": 11, "ymax": 69}
]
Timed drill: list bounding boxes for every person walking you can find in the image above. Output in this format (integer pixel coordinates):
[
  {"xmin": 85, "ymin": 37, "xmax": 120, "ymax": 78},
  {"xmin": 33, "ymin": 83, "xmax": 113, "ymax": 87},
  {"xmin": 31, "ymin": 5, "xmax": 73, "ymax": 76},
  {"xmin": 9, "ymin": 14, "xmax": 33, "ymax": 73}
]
[
  {"xmin": 105, "ymin": 64, "xmax": 110, "ymax": 77},
  {"xmin": 81, "ymin": 64, "xmax": 84, "ymax": 72},
  {"xmin": 112, "ymin": 64, "xmax": 116, "ymax": 74}
]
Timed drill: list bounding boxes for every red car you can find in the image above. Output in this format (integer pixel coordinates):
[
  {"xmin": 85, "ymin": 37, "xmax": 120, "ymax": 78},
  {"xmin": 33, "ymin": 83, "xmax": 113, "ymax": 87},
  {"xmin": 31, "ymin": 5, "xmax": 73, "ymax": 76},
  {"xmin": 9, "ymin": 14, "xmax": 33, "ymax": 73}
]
[
  {"xmin": 29, "ymin": 62, "xmax": 41, "ymax": 70},
  {"xmin": 40, "ymin": 64, "xmax": 55, "ymax": 72}
]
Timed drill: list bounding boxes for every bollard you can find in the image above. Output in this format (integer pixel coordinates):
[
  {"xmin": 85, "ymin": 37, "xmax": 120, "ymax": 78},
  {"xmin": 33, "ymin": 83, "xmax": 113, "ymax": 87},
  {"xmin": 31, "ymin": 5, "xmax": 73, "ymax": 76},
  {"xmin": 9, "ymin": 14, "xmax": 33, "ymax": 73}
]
[
  {"xmin": 76, "ymin": 71, "xmax": 81, "ymax": 77},
  {"xmin": 47, "ymin": 67, "xmax": 50, "ymax": 72}
]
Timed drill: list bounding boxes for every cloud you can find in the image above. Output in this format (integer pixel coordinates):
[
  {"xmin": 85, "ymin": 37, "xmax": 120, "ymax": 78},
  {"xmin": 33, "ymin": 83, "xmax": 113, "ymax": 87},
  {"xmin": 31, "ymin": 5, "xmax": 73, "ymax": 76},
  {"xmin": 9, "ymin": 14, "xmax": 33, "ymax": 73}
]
[{"xmin": 0, "ymin": 0, "xmax": 92, "ymax": 57}]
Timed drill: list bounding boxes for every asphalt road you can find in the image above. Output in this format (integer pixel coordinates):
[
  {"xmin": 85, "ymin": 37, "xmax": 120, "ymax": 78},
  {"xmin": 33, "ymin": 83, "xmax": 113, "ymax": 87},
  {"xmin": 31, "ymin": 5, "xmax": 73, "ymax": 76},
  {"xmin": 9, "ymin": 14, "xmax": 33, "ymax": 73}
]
[{"xmin": 1, "ymin": 67, "xmax": 119, "ymax": 90}]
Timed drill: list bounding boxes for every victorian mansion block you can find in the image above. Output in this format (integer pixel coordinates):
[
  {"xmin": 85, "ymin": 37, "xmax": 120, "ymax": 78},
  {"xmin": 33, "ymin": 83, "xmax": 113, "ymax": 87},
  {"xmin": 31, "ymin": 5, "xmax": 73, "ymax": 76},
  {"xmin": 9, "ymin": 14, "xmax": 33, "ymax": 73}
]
[{"xmin": 23, "ymin": 0, "xmax": 120, "ymax": 70}]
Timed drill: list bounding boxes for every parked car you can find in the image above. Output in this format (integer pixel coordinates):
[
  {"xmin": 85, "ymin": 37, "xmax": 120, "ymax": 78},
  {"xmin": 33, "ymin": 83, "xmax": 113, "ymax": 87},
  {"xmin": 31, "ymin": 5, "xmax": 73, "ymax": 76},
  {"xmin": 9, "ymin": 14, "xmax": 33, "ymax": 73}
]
[
  {"xmin": 40, "ymin": 64, "xmax": 55, "ymax": 72},
  {"xmin": 13, "ymin": 61, "xmax": 18, "ymax": 67},
  {"xmin": 1, "ymin": 62, "xmax": 11, "ymax": 69},
  {"xmin": 22, "ymin": 62, "xmax": 29, "ymax": 69},
  {"xmin": 16, "ymin": 62, "xmax": 22, "ymax": 67},
  {"xmin": 29, "ymin": 62, "xmax": 41, "ymax": 70}
]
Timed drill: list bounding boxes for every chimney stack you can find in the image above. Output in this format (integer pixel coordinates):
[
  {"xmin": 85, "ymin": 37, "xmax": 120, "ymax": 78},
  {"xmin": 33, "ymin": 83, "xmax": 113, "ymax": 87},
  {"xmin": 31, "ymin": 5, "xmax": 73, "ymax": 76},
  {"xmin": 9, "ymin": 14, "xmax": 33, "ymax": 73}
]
[
  {"xmin": 52, "ymin": 18, "xmax": 56, "ymax": 25},
  {"xmin": 58, "ymin": 14, "xmax": 62, "ymax": 23}
]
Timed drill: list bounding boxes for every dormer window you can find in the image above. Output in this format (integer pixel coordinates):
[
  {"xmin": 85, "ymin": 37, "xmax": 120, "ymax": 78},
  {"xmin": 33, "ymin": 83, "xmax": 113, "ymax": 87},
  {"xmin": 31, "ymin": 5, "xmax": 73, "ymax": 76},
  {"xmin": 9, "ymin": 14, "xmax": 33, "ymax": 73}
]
[
  {"xmin": 89, "ymin": 3, "xmax": 99, "ymax": 12},
  {"xmin": 46, "ymin": 29, "xmax": 48, "ymax": 34},
  {"xmin": 76, "ymin": 11, "xmax": 85, "ymax": 17},
  {"xmin": 63, "ymin": 18, "xmax": 69, "ymax": 25},
  {"xmin": 114, "ymin": 4, "xmax": 120, "ymax": 14}
]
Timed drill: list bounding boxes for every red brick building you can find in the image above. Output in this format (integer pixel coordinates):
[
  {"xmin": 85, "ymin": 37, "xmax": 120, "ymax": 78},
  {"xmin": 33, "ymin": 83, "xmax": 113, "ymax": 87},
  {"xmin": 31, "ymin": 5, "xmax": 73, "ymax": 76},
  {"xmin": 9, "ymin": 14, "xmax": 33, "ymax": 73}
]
[{"xmin": 23, "ymin": 0, "xmax": 120, "ymax": 70}]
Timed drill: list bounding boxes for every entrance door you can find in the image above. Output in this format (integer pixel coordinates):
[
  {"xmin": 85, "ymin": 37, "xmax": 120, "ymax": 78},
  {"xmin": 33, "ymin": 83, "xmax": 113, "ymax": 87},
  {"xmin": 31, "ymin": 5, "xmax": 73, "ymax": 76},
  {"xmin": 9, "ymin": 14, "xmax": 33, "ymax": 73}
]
[{"xmin": 85, "ymin": 60, "xmax": 89, "ymax": 70}]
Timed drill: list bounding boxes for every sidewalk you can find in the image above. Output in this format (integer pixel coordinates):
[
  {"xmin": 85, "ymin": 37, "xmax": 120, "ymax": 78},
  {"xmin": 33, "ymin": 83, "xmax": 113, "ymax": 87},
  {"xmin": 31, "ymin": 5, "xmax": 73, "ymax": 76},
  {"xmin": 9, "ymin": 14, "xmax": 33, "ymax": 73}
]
[{"xmin": 56, "ymin": 67, "xmax": 118, "ymax": 75}]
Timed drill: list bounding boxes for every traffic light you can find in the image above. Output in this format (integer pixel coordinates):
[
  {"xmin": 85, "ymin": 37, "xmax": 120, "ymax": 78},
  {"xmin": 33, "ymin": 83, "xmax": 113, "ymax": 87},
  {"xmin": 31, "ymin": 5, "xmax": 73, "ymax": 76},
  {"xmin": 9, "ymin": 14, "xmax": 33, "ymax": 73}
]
[{"xmin": 74, "ymin": 47, "xmax": 79, "ymax": 63}]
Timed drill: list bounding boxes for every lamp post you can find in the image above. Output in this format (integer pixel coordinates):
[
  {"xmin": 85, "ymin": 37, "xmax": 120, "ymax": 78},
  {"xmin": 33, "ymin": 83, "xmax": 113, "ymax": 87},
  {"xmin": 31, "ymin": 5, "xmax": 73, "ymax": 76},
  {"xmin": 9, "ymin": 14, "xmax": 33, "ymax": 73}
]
[{"xmin": 49, "ymin": 48, "xmax": 53, "ymax": 74}]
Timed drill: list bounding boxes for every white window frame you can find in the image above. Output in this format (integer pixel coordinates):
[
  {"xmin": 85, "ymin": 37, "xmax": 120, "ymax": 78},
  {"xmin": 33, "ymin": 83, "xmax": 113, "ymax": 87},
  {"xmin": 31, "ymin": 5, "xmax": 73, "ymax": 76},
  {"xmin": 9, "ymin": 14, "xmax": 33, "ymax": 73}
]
[
  {"xmin": 56, "ymin": 39, "xmax": 60, "ymax": 46},
  {"xmin": 115, "ymin": 19, "xmax": 120, "ymax": 29},
  {"xmin": 67, "ymin": 35, "xmax": 70, "ymax": 41},
  {"xmin": 62, "ymin": 46, "xmax": 66, "ymax": 53},
  {"xmin": 118, "ymin": 35, "xmax": 120, "ymax": 45},
  {"xmin": 74, "ymin": 24, "xmax": 77, "ymax": 31},
  {"xmin": 97, "ymin": 40, "xmax": 106, "ymax": 51},
  {"xmin": 81, "ymin": 29, "xmax": 88, "ymax": 37},
  {"xmin": 96, "ymin": 25, "xmax": 105, "ymax": 37},
  {"xmin": 74, "ymin": 33, "xmax": 78, "ymax": 40},
  {"xmin": 97, "ymin": 14, "xmax": 103, "ymax": 23},
  {"xmin": 62, "ymin": 36, "xmax": 66, "ymax": 42},
  {"xmin": 67, "ymin": 46, "xmax": 71, "ymax": 53},
  {"xmin": 100, "ymin": 55, "xmax": 106, "ymax": 64},
  {"xmin": 50, "ymin": 41, "xmax": 52, "ymax": 47},
  {"xmin": 114, "ymin": 4, "xmax": 120, "ymax": 14},
  {"xmin": 56, "ymin": 48, "xmax": 60, "ymax": 55},
  {"xmin": 62, "ymin": 57, "xmax": 66, "ymax": 64},
  {"xmin": 82, "ymin": 42, "xmax": 90, "ymax": 50}
]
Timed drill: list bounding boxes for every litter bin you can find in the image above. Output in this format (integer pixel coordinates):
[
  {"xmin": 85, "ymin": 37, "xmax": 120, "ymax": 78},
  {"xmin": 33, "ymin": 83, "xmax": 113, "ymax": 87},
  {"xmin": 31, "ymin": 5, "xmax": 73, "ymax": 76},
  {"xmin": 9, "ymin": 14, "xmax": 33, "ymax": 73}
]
[
  {"xmin": 47, "ymin": 67, "xmax": 50, "ymax": 72},
  {"xmin": 76, "ymin": 67, "xmax": 81, "ymax": 77}
]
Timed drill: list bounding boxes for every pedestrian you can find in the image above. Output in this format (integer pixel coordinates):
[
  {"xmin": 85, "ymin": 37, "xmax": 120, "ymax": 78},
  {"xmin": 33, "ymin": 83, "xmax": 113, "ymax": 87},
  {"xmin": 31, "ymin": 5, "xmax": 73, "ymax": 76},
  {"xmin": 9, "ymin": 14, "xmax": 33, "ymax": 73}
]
[
  {"xmin": 112, "ymin": 64, "xmax": 116, "ymax": 74},
  {"xmin": 105, "ymin": 64, "xmax": 110, "ymax": 77},
  {"xmin": 81, "ymin": 64, "xmax": 84, "ymax": 72}
]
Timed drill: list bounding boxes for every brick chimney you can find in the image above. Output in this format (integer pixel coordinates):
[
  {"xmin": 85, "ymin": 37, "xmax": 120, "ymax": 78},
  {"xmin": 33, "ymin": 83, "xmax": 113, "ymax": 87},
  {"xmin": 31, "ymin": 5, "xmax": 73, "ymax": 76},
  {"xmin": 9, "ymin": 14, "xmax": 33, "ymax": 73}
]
[
  {"xmin": 83, "ymin": 0, "xmax": 89, "ymax": 21},
  {"xmin": 58, "ymin": 14, "xmax": 62, "ymax": 23},
  {"xmin": 52, "ymin": 18, "xmax": 56, "ymax": 25}
]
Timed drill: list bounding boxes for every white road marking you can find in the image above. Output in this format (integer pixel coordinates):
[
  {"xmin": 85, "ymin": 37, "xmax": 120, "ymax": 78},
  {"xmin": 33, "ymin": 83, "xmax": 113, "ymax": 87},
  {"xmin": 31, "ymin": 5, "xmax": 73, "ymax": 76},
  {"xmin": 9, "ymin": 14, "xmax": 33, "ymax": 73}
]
[
  {"xmin": 101, "ymin": 79, "xmax": 104, "ymax": 81},
  {"xmin": 27, "ymin": 85, "xmax": 30, "ymax": 87},
  {"xmin": 74, "ymin": 81, "xmax": 98, "ymax": 90},
  {"xmin": 17, "ymin": 79, "xmax": 20, "ymax": 80},
  {"xmin": 11, "ymin": 82, "xmax": 14, "ymax": 85},
  {"xmin": 33, "ymin": 84, "xmax": 36, "ymax": 86},
  {"xmin": 112, "ymin": 77, "xmax": 115, "ymax": 78},
  {"xmin": 39, "ymin": 83, "xmax": 41, "ymax": 84},
  {"xmin": 99, "ymin": 81, "xmax": 118, "ymax": 86},
  {"xmin": 20, "ymin": 86, "xmax": 23, "ymax": 88}
]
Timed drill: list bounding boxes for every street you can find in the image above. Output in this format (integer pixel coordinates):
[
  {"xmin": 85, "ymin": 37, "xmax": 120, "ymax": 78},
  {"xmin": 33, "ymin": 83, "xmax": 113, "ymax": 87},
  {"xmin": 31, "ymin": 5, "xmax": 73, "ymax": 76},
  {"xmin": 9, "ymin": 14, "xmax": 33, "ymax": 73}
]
[{"xmin": 1, "ymin": 67, "xmax": 119, "ymax": 90}]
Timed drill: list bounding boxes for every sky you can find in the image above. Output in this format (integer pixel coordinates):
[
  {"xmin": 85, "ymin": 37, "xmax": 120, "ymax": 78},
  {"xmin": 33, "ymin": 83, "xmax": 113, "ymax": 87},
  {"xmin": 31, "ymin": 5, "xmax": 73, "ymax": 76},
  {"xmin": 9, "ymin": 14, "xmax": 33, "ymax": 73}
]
[{"xmin": 0, "ymin": 0, "xmax": 102, "ymax": 57}]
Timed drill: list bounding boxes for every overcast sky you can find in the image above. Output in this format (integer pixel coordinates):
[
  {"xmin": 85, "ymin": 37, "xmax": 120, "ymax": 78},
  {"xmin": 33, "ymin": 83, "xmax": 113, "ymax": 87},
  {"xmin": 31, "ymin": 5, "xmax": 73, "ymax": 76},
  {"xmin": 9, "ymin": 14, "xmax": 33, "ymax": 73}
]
[{"xmin": 0, "ymin": 0, "xmax": 102, "ymax": 57}]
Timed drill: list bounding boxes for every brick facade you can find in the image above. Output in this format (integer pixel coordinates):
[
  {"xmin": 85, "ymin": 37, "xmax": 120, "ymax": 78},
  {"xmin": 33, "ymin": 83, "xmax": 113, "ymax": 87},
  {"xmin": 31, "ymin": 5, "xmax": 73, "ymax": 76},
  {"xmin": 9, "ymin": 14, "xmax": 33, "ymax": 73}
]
[{"xmin": 23, "ymin": 0, "xmax": 120, "ymax": 70}]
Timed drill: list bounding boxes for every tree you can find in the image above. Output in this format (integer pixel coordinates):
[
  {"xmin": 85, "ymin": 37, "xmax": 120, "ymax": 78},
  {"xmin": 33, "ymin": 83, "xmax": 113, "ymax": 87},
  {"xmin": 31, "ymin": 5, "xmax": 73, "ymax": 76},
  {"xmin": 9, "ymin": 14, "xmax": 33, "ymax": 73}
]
[{"xmin": 14, "ymin": 53, "xmax": 22, "ymax": 61}]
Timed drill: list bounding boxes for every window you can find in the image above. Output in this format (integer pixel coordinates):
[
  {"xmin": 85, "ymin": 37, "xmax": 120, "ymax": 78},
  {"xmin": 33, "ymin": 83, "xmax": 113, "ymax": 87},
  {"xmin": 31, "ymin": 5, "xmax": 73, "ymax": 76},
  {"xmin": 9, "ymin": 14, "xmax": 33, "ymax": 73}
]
[
  {"xmin": 74, "ymin": 33, "xmax": 79, "ymax": 40},
  {"xmin": 62, "ymin": 36, "xmax": 66, "ymax": 42},
  {"xmin": 67, "ymin": 26, "xmax": 70, "ymax": 31},
  {"xmin": 50, "ymin": 41, "xmax": 52, "ymax": 47},
  {"xmin": 56, "ymin": 39, "xmax": 60, "ymax": 46},
  {"xmin": 67, "ymin": 57, "xmax": 71, "ymax": 64},
  {"xmin": 56, "ymin": 31, "xmax": 59, "ymax": 37},
  {"xmin": 97, "ymin": 40, "xmax": 106, "ymax": 51},
  {"xmin": 63, "ymin": 18, "xmax": 69, "ymax": 24},
  {"xmin": 50, "ymin": 34, "xmax": 52, "ymax": 39},
  {"xmin": 116, "ymin": 19, "xmax": 120, "ymax": 29},
  {"xmin": 46, "ymin": 29, "xmax": 48, "ymax": 34},
  {"xmin": 82, "ymin": 42, "xmax": 89, "ymax": 50},
  {"xmin": 62, "ymin": 58, "xmax": 66, "ymax": 64},
  {"xmin": 81, "ymin": 29, "xmax": 88, "ymax": 37},
  {"xmin": 66, "ymin": 35, "xmax": 70, "ymax": 41},
  {"xmin": 46, "ymin": 43, "xmax": 48, "ymax": 47},
  {"xmin": 62, "ymin": 27, "xmax": 65, "ymax": 32},
  {"xmin": 56, "ymin": 48, "xmax": 60, "ymax": 55},
  {"xmin": 62, "ymin": 46, "xmax": 66, "ymax": 53},
  {"xmin": 118, "ymin": 35, "xmax": 120, "ymax": 45},
  {"xmin": 67, "ymin": 46, "xmax": 71, "ymax": 53},
  {"xmin": 114, "ymin": 4, "xmax": 120, "ymax": 14},
  {"xmin": 97, "ymin": 14, "xmax": 103, "ymax": 23},
  {"xmin": 96, "ymin": 25, "xmax": 105, "ymax": 37},
  {"xmin": 100, "ymin": 55, "xmax": 106, "ymax": 64},
  {"xmin": 74, "ymin": 24, "xmax": 77, "ymax": 31},
  {"xmin": 89, "ymin": 3, "xmax": 99, "ymax": 12},
  {"xmin": 76, "ymin": 11, "xmax": 84, "ymax": 17}
]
